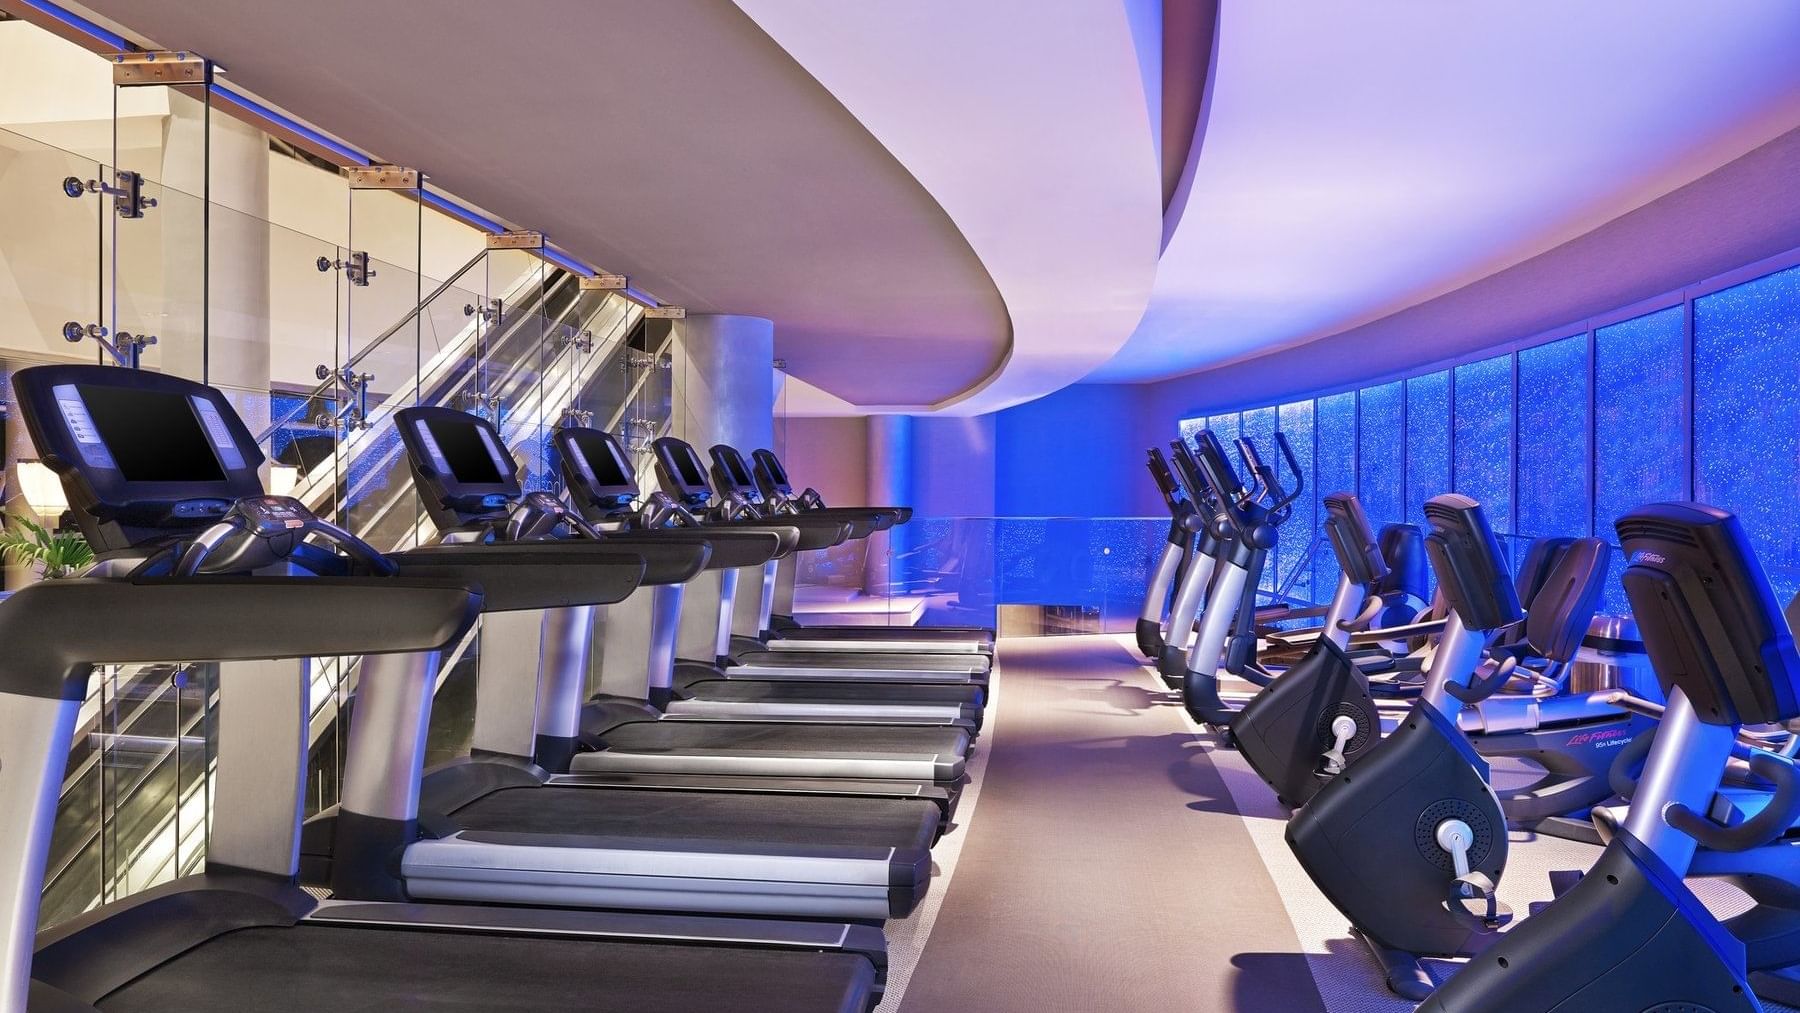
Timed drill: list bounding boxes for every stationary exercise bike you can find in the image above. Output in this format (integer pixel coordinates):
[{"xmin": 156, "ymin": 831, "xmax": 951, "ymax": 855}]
[
  {"xmin": 1286, "ymin": 494, "xmax": 1557, "ymax": 1000},
  {"xmin": 1420, "ymin": 502, "xmax": 1800, "ymax": 1012},
  {"xmin": 1233, "ymin": 492, "xmax": 1393, "ymax": 807}
]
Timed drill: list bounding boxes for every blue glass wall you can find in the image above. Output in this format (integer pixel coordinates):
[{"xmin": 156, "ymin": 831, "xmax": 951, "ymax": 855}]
[
  {"xmin": 1357, "ymin": 381, "xmax": 1405, "ymax": 529},
  {"xmin": 1314, "ymin": 392, "xmax": 1357, "ymax": 597},
  {"xmin": 1174, "ymin": 248, "xmax": 1800, "ymax": 621},
  {"xmin": 1516, "ymin": 335, "xmax": 1589, "ymax": 556},
  {"xmin": 1695, "ymin": 264, "xmax": 1800, "ymax": 603},
  {"xmin": 1276, "ymin": 400, "xmax": 1316, "ymax": 604},
  {"xmin": 1593, "ymin": 306, "xmax": 1686, "ymax": 611},
  {"xmin": 1453, "ymin": 355, "xmax": 1513, "ymax": 536},
  {"xmin": 1404, "ymin": 371, "xmax": 1451, "ymax": 532}
]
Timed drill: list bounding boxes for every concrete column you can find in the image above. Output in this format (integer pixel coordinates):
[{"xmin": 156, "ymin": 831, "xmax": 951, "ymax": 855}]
[
  {"xmin": 670, "ymin": 314, "xmax": 776, "ymax": 455},
  {"xmin": 864, "ymin": 414, "xmax": 914, "ymax": 594}
]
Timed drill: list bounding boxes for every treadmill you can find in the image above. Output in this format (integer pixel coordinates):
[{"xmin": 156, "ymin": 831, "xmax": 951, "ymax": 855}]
[
  {"xmin": 393, "ymin": 407, "xmax": 972, "ymax": 789},
  {"xmin": 6, "ymin": 365, "xmax": 884, "ymax": 1012},
  {"xmin": 553, "ymin": 424, "xmax": 987, "ymax": 727},
  {"xmin": 747, "ymin": 445, "xmax": 995, "ymax": 653},
  {"xmin": 652, "ymin": 437, "xmax": 991, "ymax": 685}
]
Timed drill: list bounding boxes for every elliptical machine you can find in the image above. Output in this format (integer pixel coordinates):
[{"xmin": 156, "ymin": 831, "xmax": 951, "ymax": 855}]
[
  {"xmin": 1179, "ymin": 429, "xmax": 1318, "ymax": 729},
  {"xmin": 1419, "ymin": 503, "xmax": 1800, "ymax": 1012},
  {"xmin": 1153, "ymin": 439, "xmax": 1229, "ymax": 684},
  {"xmin": 1138, "ymin": 447, "xmax": 1204, "ymax": 661}
]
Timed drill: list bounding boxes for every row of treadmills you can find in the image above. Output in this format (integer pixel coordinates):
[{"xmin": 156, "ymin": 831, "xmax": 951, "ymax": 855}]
[{"xmin": 0, "ymin": 364, "xmax": 996, "ymax": 1012}]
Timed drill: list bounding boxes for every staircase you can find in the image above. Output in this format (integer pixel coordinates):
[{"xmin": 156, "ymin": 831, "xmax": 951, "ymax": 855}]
[{"xmin": 39, "ymin": 249, "xmax": 674, "ymax": 927}]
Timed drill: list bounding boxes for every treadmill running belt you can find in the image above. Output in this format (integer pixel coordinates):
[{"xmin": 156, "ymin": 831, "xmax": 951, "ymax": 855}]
[
  {"xmin": 603, "ymin": 721, "xmax": 966, "ymax": 756},
  {"xmin": 692, "ymin": 680, "xmax": 983, "ymax": 706},
  {"xmin": 786, "ymin": 626, "xmax": 993, "ymax": 645},
  {"xmin": 97, "ymin": 924, "xmax": 873, "ymax": 1013},
  {"xmin": 736, "ymin": 651, "xmax": 988, "ymax": 671},
  {"xmin": 452, "ymin": 786, "xmax": 938, "ymax": 847}
]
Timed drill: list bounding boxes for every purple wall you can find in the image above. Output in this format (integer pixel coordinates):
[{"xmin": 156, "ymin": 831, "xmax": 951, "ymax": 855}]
[
  {"xmin": 994, "ymin": 382, "xmax": 1164, "ymax": 517},
  {"xmin": 910, "ymin": 414, "xmax": 996, "ymax": 517}
]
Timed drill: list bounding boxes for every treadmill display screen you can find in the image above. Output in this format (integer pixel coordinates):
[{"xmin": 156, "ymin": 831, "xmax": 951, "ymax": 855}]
[
  {"xmin": 724, "ymin": 453, "xmax": 753, "ymax": 489},
  {"xmin": 427, "ymin": 417, "xmax": 504, "ymax": 485},
  {"xmin": 79, "ymin": 384, "xmax": 224, "ymax": 482},
  {"xmin": 571, "ymin": 431, "xmax": 630, "ymax": 487},
  {"xmin": 674, "ymin": 448, "xmax": 707, "ymax": 489}
]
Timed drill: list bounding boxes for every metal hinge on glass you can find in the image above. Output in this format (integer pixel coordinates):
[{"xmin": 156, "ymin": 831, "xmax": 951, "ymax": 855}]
[
  {"xmin": 317, "ymin": 250, "xmax": 377, "ymax": 287},
  {"xmin": 62, "ymin": 323, "xmax": 157, "ymax": 368},
  {"xmin": 60, "ymin": 170, "xmax": 156, "ymax": 219}
]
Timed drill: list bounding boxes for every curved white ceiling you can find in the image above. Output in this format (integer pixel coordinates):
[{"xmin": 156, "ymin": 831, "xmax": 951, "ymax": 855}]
[
  {"xmin": 736, "ymin": 0, "xmax": 1163, "ymax": 415},
  {"xmin": 69, "ymin": 0, "xmax": 1012, "ymax": 408},
  {"xmin": 1095, "ymin": 0, "xmax": 1800, "ymax": 383}
]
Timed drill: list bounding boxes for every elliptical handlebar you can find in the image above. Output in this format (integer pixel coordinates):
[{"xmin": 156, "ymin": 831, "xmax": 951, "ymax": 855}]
[
  {"xmin": 1191, "ymin": 432, "xmax": 1253, "ymax": 534},
  {"xmin": 1231, "ymin": 431, "xmax": 1306, "ymax": 521},
  {"xmin": 1272, "ymin": 432, "xmax": 1305, "ymax": 511}
]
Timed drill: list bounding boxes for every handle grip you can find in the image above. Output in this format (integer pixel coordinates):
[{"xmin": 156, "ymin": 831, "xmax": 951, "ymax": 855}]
[
  {"xmin": 1443, "ymin": 655, "xmax": 1520, "ymax": 704},
  {"xmin": 1666, "ymin": 751, "xmax": 1800, "ymax": 852}
]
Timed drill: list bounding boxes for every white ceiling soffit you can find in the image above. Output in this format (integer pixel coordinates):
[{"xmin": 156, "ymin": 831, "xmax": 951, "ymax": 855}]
[
  {"xmin": 1094, "ymin": 0, "xmax": 1800, "ymax": 384},
  {"xmin": 735, "ymin": 0, "xmax": 1164, "ymax": 416},
  {"xmin": 69, "ymin": 0, "xmax": 1013, "ymax": 409}
]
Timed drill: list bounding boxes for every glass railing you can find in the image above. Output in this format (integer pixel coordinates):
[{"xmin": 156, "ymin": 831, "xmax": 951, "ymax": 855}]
[
  {"xmin": 797, "ymin": 516, "xmax": 1642, "ymax": 638},
  {"xmin": 796, "ymin": 517, "xmax": 1175, "ymax": 635},
  {"xmin": 2, "ymin": 111, "xmax": 670, "ymax": 926}
]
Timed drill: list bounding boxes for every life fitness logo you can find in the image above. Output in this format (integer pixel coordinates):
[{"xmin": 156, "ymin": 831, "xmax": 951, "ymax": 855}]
[{"xmin": 1565, "ymin": 728, "xmax": 1633, "ymax": 748}]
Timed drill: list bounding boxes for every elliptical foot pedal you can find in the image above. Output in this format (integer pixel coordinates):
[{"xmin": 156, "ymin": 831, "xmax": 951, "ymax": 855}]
[
  {"xmin": 1547, "ymin": 869, "xmax": 1584, "ymax": 898},
  {"xmin": 1355, "ymin": 928, "xmax": 1434, "ymax": 1002}
]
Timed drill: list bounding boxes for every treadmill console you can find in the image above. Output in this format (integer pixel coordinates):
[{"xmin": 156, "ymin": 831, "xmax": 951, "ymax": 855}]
[
  {"xmin": 553, "ymin": 426, "xmax": 640, "ymax": 516},
  {"xmin": 394, "ymin": 406, "xmax": 522, "ymax": 531},
  {"xmin": 650, "ymin": 437, "xmax": 713, "ymax": 510},
  {"xmin": 749, "ymin": 447, "xmax": 792, "ymax": 502},
  {"xmin": 13, "ymin": 364, "xmax": 265, "ymax": 553},
  {"xmin": 707, "ymin": 444, "xmax": 764, "ymax": 505}
]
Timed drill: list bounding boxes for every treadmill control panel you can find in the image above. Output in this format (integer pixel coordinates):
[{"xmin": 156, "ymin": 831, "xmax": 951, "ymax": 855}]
[
  {"xmin": 235, "ymin": 495, "xmax": 312, "ymax": 535},
  {"xmin": 15, "ymin": 365, "xmax": 268, "ymax": 553},
  {"xmin": 53, "ymin": 384, "xmax": 115, "ymax": 471}
]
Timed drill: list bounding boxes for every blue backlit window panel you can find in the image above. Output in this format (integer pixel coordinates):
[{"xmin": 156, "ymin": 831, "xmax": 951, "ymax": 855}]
[
  {"xmin": 1695, "ymin": 264, "xmax": 1800, "ymax": 604},
  {"xmin": 1177, "ymin": 416, "xmax": 1206, "ymax": 451},
  {"xmin": 1516, "ymin": 334, "xmax": 1590, "ymax": 547},
  {"xmin": 1405, "ymin": 370, "xmax": 1451, "ymax": 530},
  {"xmin": 1357, "ymin": 382, "xmax": 1404, "ymax": 529},
  {"xmin": 1276, "ymin": 400, "xmax": 1316, "ymax": 604},
  {"xmin": 1453, "ymin": 355, "xmax": 1514, "ymax": 535},
  {"xmin": 1595, "ymin": 305, "xmax": 1686, "ymax": 612},
  {"xmin": 1315, "ymin": 392, "xmax": 1357, "ymax": 599},
  {"xmin": 1207, "ymin": 412, "xmax": 1241, "ymax": 447}
]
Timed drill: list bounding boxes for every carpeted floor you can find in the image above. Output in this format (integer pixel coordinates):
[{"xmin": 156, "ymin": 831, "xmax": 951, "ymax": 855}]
[
  {"xmin": 887, "ymin": 633, "xmax": 1800, "ymax": 1012},
  {"xmin": 892, "ymin": 634, "xmax": 1326, "ymax": 1012}
]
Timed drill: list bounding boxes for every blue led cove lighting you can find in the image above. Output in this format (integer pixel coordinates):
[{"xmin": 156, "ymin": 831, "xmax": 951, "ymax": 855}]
[
  {"xmin": 207, "ymin": 85, "xmax": 371, "ymax": 166},
  {"xmin": 19, "ymin": 0, "xmax": 127, "ymax": 50}
]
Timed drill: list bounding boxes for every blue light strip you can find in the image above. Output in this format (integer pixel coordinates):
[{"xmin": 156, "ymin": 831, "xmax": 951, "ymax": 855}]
[
  {"xmin": 418, "ymin": 188, "xmax": 504, "ymax": 234},
  {"xmin": 19, "ymin": 0, "xmax": 127, "ymax": 51},
  {"xmin": 543, "ymin": 247, "xmax": 592, "ymax": 278},
  {"xmin": 207, "ymin": 85, "xmax": 371, "ymax": 166}
]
